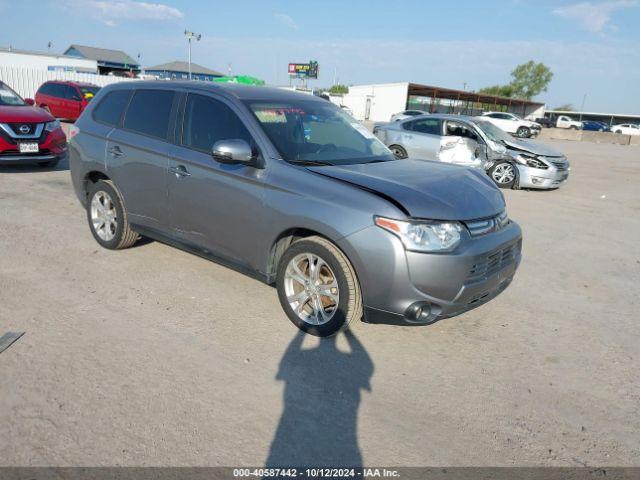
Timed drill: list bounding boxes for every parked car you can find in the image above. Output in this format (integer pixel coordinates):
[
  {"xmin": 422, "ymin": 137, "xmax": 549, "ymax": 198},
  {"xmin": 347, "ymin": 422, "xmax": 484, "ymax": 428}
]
[
  {"xmin": 481, "ymin": 112, "xmax": 541, "ymax": 138},
  {"xmin": 555, "ymin": 115, "xmax": 582, "ymax": 130},
  {"xmin": 69, "ymin": 82, "xmax": 522, "ymax": 336},
  {"xmin": 534, "ymin": 117, "xmax": 555, "ymax": 128},
  {"xmin": 35, "ymin": 81, "xmax": 100, "ymax": 121},
  {"xmin": 390, "ymin": 110, "xmax": 427, "ymax": 122},
  {"xmin": 581, "ymin": 120, "xmax": 610, "ymax": 132},
  {"xmin": 374, "ymin": 114, "xmax": 570, "ymax": 190},
  {"xmin": 373, "ymin": 114, "xmax": 490, "ymax": 170},
  {"xmin": 0, "ymin": 81, "xmax": 67, "ymax": 167},
  {"xmin": 611, "ymin": 123, "xmax": 640, "ymax": 135}
]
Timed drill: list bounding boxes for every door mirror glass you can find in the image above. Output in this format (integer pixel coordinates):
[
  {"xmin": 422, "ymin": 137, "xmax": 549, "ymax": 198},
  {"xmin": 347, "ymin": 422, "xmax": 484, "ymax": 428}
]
[
  {"xmin": 24, "ymin": 98, "xmax": 35, "ymax": 106},
  {"xmin": 212, "ymin": 139, "xmax": 254, "ymax": 164}
]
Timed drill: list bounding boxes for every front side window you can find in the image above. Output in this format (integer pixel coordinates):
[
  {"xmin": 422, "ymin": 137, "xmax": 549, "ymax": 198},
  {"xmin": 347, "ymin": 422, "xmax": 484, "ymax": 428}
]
[
  {"xmin": 182, "ymin": 94, "xmax": 252, "ymax": 152},
  {"xmin": 79, "ymin": 86, "xmax": 100, "ymax": 100},
  {"xmin": 93, "ymin": 90, "xmax": 131, "ymax": 126},
  {"xmin": 123, "ymin": 90, "xmax": 175, "ymax": 140},
  {"xmin": 245, "ymin": 99, "xmax": 394, "ymax": 166},
  {"xmin": 0, "ymin": 82, "xmax": 26, "ymax": 106},
  {"xmin": 446, "ymin": 121, "xmax": 479, "ymax": 141},
  {"xmin": 65, "ymin": 86, "xmax": 81, "ymax": 101},
  {"xmin": 51, "ymin": 84, "xmax": 67, "ymax": 99}
]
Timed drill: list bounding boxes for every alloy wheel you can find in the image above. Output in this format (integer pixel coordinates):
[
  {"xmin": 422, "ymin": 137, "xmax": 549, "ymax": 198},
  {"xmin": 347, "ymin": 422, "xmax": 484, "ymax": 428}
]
[
  {"xmin": 283, "ymin": 253, "xmax": 339, "ymax": 325},
  {"xmin": 90, "ymin": 191, "xmax": 117, "ymax": 241},
  {"xmin": 492, "ymin": 163, "xmax": 515, "ymax": 185}
]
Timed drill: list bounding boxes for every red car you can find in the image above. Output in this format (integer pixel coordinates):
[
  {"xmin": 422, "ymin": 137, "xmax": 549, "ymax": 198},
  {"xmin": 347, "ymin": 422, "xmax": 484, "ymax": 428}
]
[
  {"xmin": 35, "ymin": 80, "xmax": 100, "ymax": 121},
  {"xmin": 0, "ymin": 81, "xmax": 67, "ymax": 167}
]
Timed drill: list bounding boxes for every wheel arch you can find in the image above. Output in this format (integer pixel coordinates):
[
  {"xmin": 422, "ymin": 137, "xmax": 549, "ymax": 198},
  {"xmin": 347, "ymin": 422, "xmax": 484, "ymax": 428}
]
[{"xmin": 83, "ymin": 171, "xmax": 111, "ymax": 201}]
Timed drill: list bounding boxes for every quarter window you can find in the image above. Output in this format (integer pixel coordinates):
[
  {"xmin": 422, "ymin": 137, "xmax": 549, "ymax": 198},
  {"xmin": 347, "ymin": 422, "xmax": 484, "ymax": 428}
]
[
  {"xmin": 181, "ymin": 94, "xmax": 252, "ymax": 152},
  {"xmin": 93, "ymin": 90, "xmax": 131, "ymax": 126},
  {"xmin": 123, "ymin": 90, "xmax": 175, "ymax": 140}
]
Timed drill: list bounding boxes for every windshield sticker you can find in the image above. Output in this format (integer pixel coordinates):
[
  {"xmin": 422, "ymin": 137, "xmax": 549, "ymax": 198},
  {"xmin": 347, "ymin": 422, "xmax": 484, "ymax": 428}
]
[{"xmin": 255, "ymin": 109, "xmax": 288, "ymax": 123}]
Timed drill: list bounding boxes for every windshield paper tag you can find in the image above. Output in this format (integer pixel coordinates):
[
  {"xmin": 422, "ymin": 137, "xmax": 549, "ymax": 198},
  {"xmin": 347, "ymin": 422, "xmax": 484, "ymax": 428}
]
[{"xmin": 351, "ymin": 123, "xmax": 376, "ymax": 139}]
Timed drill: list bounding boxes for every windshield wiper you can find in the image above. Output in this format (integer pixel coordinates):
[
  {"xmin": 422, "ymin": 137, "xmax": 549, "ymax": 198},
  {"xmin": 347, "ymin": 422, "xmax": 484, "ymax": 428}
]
[{"xmin": 288, "ymin": 159, "xmax": 334, "ymax": 166}]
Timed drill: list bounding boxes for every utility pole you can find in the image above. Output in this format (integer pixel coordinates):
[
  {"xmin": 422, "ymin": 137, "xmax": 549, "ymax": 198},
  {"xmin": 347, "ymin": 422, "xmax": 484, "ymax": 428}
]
[
  {"xmin": 184, "ymin": 30, "xmax": 202, "ymax": 80},
  {"xmin": 579, "ymin": 93, "xmax": 587, "ymax": 121},
  {"xmin": 47, "ymin": 42, "xmax": 52, "ymax": 54}
]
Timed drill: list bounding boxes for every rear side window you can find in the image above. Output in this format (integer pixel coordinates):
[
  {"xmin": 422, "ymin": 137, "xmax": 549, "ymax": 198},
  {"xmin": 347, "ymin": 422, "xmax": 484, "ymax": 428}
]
[
  {"xmin": 38, "ymin": 83, "xmax": 53, "ymax": 95},
  {"xmin": 407, "ymin": 118, "xmax": 440, "ymax": 135},
  {"xmin": 181, "ymin": 94, "xmax": 252, "ymax": 152},
  {"xmin": 124, "ymin": 90, "xmax": 175, "ymax": 140},
  {"xmin": 93, "ymin": 90, "xmax": 131, "ymax": 126}
]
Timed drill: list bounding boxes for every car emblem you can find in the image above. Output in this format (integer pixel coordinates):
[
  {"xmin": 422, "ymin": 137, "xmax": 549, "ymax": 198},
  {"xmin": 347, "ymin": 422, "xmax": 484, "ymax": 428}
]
[{"xmin": 19, "ymin": 124, "xmax": 30, "ymax": 134}]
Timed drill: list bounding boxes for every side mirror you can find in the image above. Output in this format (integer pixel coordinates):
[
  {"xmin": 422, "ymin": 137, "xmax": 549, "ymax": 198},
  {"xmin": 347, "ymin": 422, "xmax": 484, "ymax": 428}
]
[
  {"xmin": 24, "ymin": 98, "xmax": 35, "ymax": 106},
  {"xmin": 212, "ymin": 139, "xmax": 255, "ymax": 165}
]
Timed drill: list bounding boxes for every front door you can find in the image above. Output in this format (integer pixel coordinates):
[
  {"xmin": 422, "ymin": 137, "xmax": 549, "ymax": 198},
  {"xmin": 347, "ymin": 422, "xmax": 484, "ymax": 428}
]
[{"xmin": 168, "ymin": 93, "xmax": 267, "ymax": 268}]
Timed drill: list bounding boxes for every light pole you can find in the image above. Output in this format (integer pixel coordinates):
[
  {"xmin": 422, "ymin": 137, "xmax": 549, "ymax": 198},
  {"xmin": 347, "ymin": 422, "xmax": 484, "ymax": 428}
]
[{"xmin": 184, "ymin": 30, "xmax": 202, "ymax": 80}]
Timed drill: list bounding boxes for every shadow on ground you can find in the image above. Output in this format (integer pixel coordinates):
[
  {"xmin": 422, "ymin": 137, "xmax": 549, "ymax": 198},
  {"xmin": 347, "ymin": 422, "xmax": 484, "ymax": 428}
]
[
  {"xmin": 266, "ymin": 330, "xmax": 374, "ymax": 468},
  {"xmin": 0, "ymin": 156, "xmax": 69, "ymax": 174}
]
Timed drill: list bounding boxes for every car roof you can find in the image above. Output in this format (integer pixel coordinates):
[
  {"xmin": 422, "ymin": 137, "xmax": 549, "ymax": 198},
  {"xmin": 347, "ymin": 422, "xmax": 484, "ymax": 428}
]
[
  {"xmin": 45, "ymin": 80, "xmax": 100, "ymax": 87},
  {"xmin": 104, "ymin": 80, "xmax": 327, "ymax": 103}
]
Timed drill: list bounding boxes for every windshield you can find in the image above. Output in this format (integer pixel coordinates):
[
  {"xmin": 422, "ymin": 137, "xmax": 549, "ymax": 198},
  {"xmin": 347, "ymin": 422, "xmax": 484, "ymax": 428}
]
[
  {"xmin": 473, "ymin": 119, "xmax": 513, "ymax": 143},
  {"xmin": 0, "ymin": 83, "xmax": 26, "ymax": 106},
  {"xmin": 245, "ymin": 99, "xmax": 395, "ymax": 165},
  {"xmin": 80, "ymin": 86, "xmax": 100, "ymax": 100}
]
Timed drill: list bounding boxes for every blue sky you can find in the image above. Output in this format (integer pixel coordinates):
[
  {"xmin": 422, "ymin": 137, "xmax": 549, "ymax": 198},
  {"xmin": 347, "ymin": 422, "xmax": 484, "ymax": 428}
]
[{"xmin": 1, "ymin": 0, "xmax": 639, "ymax": 113}]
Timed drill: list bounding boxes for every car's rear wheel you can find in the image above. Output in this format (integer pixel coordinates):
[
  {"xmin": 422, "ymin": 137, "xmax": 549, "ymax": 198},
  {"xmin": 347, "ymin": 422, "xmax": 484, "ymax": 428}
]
[
  {"xmin": 489, "ymin": 162, "xmax": 516, "ymax": 188},
  {"xmin": 516, "ymin": 126, "xmax": 530, "ymax": 138},
  {"xmin": 389, "ymin": 144, "xmax": 407, "ymax": 159},
  {"xmin": 86, "ymin": 179, "xmax": 139, "ymax": 250},
  {"xmin": 277, "ymin": 236, "xmax": 362, "ymax": 337}
]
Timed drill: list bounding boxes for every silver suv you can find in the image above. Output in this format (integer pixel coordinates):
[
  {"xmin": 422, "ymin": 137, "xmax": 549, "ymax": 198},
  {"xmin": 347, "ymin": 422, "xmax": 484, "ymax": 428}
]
[{"xmin": 69, "ymin": 82, "xmax": 522, "ymax": 336}]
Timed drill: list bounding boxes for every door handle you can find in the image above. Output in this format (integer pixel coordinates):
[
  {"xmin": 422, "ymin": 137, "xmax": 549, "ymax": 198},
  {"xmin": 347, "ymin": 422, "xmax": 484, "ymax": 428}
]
[
  {"xmin": 108, "ymin": 146, "xmax": 124, "ymax": 157},
  {"xmin": 169, "ymin": 165, "xmax": 191, "ymax": 178}
]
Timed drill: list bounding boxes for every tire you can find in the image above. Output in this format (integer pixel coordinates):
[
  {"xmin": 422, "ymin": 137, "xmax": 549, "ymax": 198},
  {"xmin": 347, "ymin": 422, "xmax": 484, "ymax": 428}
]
[
  {"xmin": 37, "ymin": 160, "xmax": 59, "ymax": 168},
  {"xmin": 389, "ymin": 144, "xmax": 407, "ymax": 159},
  {"xmin": 489, "ymin": 162, "xmax": 516, "ymax": 189},
  {"xmin": 516, "ymin": 126, "xmax": 530, "ymax": 138},
  {"xmin": 86, "ymin": 179, "xmax": 139, "ymax": 250},
  {"xmin": 614, "ymin": 130, "xmax": 622, "ymax": 134},
  {"xmin": 276, "ymin": 236, "xmax": 362, "ymax": 337}
]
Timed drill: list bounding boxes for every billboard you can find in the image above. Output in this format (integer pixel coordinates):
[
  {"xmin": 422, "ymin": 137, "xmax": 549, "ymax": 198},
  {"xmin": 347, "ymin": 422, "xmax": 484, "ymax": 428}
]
[{"xmin": 288, "ymin": 61, "xmax": 318, "ymax": 79}]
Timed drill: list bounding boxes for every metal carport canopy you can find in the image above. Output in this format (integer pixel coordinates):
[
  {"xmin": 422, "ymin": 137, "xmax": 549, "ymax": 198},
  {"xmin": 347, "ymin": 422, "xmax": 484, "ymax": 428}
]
[{"xmin": 407, "ymin": 82, "xmax": 544, "ymax": 108}]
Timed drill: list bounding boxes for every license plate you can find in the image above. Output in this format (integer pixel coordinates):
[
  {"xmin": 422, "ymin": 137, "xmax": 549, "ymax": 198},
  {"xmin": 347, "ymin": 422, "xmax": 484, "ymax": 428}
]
[{"xmin": 19, "ymin": 143, "xmax": 39, "ymax": 153}]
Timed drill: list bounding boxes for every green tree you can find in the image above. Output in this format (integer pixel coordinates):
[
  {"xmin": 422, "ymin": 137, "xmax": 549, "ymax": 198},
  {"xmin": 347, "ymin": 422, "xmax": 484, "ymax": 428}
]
[
  {"xmin": 478, "ymin": 61, "xmax": 553, "ymax": 100},
  {"xmin": 554, "ymin": 103, "xmax": 574, "ymax": 111},
  {"xmin": 329, "ymin": 84, "xmax": 349, "ymax": 94}
]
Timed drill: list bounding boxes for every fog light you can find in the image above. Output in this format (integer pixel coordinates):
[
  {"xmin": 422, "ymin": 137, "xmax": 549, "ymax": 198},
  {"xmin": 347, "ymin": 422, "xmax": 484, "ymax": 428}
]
[
  {"xmin": 531, "ymin": 177, "xmax": 545, "ymax": 185},
  {"xmin": 405, "ymin": 302, "xmax": 433, "ymax": 323}
]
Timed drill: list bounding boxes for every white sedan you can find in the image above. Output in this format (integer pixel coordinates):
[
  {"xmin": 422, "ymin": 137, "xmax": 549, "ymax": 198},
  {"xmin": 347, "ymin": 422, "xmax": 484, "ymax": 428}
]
[
  {"xmin": 611, "ymin": 124, "xmax": 640, "ymax": 135},
  {"xmin": 481, "ymin": 112, "xmax": 541, "ymax": 138},
  {"xmin": 390, "ymin": 110, "xmax": 428, "ymax": 122}
]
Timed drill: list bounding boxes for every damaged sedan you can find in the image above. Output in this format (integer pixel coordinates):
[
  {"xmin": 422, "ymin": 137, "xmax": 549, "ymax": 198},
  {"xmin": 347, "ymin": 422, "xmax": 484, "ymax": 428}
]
[
  {"xmin": 70, "ymin": 83, "xmax": 522, "ymax": 337},
  {"xmin": 374, "ymin": 114, "xmax": 570, "ymax": 190}
]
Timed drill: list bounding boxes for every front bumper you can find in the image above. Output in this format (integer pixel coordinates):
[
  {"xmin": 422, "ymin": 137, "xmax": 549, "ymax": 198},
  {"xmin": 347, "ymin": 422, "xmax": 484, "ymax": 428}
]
[
  {"xmin": 517, "ymin": 163, "xmax": 569, "ymax": 189},
  {"xmin": 338, "ymin": 220, "xmax": 522, "ymax": 326},
  {"xmin": 0, "ymin": 127, "xmax": 67, "ymax": 166}
]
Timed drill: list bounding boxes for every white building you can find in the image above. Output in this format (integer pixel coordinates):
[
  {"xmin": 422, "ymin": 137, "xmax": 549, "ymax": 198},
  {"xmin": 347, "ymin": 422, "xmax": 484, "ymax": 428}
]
[
  {"xmin": 342, "ymin": 82, "xmax": 546, "ymax": 123},
  {"xmin": 0, "ymin": 47, "xmax": 97, "ymax": 73}
]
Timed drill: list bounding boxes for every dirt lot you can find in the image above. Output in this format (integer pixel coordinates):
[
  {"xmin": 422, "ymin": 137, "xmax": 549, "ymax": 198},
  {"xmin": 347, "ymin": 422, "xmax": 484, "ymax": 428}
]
[{"xmin": 1, "ymin": 139, "xmax": 639, "ymax": 467}]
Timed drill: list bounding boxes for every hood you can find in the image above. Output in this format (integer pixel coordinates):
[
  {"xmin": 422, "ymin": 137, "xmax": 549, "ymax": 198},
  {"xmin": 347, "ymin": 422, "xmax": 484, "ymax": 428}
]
[
  {"xmin": 307, "ymin": 159, "xmax": 504, "ymax": 221},
  {"xmin": 0, "ymin": 105, "xmax": 54, "ymax": 123},
  {"xmin": 503, "ymin": 138, "xmax": 564, "ymax": 158}
]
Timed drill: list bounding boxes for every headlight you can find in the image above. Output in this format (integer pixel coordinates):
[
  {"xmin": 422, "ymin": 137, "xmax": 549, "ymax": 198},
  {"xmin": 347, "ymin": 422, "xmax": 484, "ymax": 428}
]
[
  {"xmin": 375, "ymin": 217, "xmax": 462, "ymax": 252},
  {"xmin": 512, "ymin": 153, "xmax": 548, "ymax": 169},
  {"xmin": 45, "ymin": 120, "xmax": 61, "ymax": 132}
]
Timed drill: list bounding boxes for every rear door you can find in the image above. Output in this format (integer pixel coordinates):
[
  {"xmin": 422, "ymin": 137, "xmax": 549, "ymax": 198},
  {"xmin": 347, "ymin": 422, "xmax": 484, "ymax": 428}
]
[
  {"xmin": 46, "ymin": 83, "xmax": 65, "ymax": 118},
  {"xmin": 64, "ymin": 85, "xmax": 83, "ymax": 120},
  {"xmin": 168, "ymin": 92, "xmax": 267, "ymax": 267},
  {"xmin": 402, "ymin": 117, "xmax": 442, "ymax": 159},
  {"xmin": 106, "ymin": 88, "xmax": 178, "ymax": 232}
]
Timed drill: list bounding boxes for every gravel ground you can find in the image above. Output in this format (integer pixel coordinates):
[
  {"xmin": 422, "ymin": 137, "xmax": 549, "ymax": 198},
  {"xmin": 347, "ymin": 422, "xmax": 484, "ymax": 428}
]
[{"xmin": 0, "ymin": 139, "xmax": 638, "ymax": 467}]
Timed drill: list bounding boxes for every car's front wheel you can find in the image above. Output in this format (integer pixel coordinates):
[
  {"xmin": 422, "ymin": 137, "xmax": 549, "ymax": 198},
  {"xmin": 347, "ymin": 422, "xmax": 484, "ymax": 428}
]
[
  {"xmin": 277, "ymin": 236, "xmax": 362, "ymax": 337},
  {"xmin": 516, "ymin": 126, "xmax": 530, "ymax": 138},
  {"xmin": 86, "ymin": 179, "xmax": 139, "ymax": 250},
  {"xmin": 489, "ymin": 162, "xmax": 516, "ymax": 189}
]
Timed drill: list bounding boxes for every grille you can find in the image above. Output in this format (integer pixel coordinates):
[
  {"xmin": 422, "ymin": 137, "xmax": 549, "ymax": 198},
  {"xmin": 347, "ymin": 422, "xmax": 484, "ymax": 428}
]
[
  {"xmin": 8, "ymin": 123, "xmax": 38, "ymax": 136},
  {"xmin": 551, "ymin": 160, "xmax": 569, "ymax": 171},
  {"xmin": 467, "ymin": 241, "xmax": 520, "ymax": 283},
  {"xmin": 464, "ymin": 211, "xmax": 509, "ymax": 237}
]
